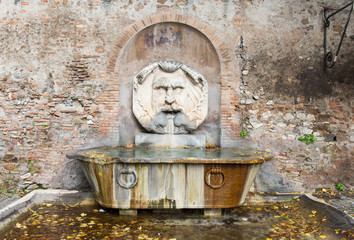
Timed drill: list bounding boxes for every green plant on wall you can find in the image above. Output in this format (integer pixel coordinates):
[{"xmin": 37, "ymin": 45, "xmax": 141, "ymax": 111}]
[
  {"xmin": 336, "ymin": 182, "xmax": 345, "ymax": 191},
  {"xmin": 240, "ymin": 117, "xmax": 249, "ymax": 138},
  {"xmin": 298, "ymin": 134, "xmax": 317, "ymax": 145}
]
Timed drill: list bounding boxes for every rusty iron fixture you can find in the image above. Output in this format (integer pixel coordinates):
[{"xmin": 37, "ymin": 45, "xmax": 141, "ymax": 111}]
[
  {"xmin": 68, "ymin": 147, "xmax": 273, "ymax": 209},
  {"xmin": 323, "ymin": 1, "xmax": 353, "ymax": 69}
]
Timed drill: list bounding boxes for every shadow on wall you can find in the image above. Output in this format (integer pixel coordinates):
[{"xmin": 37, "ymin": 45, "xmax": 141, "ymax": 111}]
[{"xmin": 248, "ymin": 49, "xmax": 354, "ymax": 99}]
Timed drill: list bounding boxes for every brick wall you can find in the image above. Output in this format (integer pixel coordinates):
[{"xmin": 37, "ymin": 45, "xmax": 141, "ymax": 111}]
[{"xmin": 0, "ymin": 0, "xmax": 352, "ymax": 192}]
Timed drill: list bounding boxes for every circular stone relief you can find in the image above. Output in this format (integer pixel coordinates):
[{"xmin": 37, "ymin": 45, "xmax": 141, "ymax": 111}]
[{"xmin": 132, "ymin": 61, "xmax": 208, "ymax": 134}]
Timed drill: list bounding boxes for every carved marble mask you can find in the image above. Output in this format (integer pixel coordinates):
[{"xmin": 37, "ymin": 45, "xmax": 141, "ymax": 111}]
[{"xmin": 133, "ymin": 61, "xmax": 208, "ymax": 134}]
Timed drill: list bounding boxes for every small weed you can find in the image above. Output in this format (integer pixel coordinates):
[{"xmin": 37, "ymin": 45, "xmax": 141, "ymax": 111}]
[
  {"xmin": 243, "ymin": 117, "xmax": 249, "ymax": 122},
  {"xmin": 0, "ymin": 189, "xmax": 8, "ymax": 194},
  {"xmin": 240, "ymin": 130, "xmax": 247, "ymax": 138},
  {"xmin": 27, "ymin": 160, "xmax": 39, "ymax": 173},
  {"xmin": 336, "ymin": 182, "xmax": 345, "ymax": 191},
  {"xmin": 298, "ymin": 134, "xmax": 317, "ymax": 145},
  {"xmin": 281, "ymin": 215, "xmax": 290, "ymax": 220}
]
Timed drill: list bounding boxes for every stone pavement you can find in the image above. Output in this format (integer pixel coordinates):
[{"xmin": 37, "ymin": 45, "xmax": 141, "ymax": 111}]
[
  {"xmin": 312, "ymin": 188, "xmax": 354, "ymax": 218},
  {"xmin": 0, "ymin": 192, "xmax": 20, "ymax": 210}
]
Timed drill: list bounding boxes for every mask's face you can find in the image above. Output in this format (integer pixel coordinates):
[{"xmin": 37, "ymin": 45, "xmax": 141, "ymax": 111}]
[
  {"xmin": 151, "ymin": 69, "xmax": 187, "ymax": 115},
  {"xmin": 133, "ymin": 61, "xmax": 208, "ymax": 134}
]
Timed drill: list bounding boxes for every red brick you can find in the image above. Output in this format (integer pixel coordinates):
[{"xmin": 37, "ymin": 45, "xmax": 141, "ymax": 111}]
[{"xmin": 4, "ymin": 163, "xmax": 16, "ymax": 170}]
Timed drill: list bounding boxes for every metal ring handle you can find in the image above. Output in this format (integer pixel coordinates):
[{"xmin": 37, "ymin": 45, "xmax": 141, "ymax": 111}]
[
  {"xmin": 325, "ymin": 52, "xmax": 335, "ymax": 68},
  {"xmin": 117, "ymin": 168, "xmax": 137, "ymax": 189},
  {"xmin": 205, "ymin": 168, "xmax": 225, "ymax": 189}
]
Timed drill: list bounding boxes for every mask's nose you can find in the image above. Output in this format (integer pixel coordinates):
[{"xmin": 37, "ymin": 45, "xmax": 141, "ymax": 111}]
[{"xmin": 165, "ymin": 88, "xmax": 175, "ymax": 104}]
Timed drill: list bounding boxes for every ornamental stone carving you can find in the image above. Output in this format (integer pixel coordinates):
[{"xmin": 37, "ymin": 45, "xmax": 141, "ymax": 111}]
[{"xmin": 133, "ymin": 61, "xmax": 208, "ymax": 134}]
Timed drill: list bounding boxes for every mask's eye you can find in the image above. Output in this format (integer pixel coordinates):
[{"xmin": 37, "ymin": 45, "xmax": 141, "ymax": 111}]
[
  {"xmin": 174, "ymin": 87, "xmax": 182, "ymax": 93},
  {"xmin": 158, "ymin": 87, "xmax": 167, "ymax": 93}
]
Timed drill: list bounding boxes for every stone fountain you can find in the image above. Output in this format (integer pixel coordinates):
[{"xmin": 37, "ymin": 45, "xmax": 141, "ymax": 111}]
[{"xmin": 68, "ymin": 61, "xmax": 272, "ymax": 210}]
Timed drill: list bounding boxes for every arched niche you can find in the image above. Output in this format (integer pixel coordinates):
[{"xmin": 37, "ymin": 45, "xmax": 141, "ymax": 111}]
[{"xmin": 116, "ymin": 22, "xmax": 222, "ymax": 146}]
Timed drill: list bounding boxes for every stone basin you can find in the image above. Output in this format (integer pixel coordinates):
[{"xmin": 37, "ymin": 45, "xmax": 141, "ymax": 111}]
[{"xmin": 68, "ymin": 147, "xmax": 272, "ymax": 209}]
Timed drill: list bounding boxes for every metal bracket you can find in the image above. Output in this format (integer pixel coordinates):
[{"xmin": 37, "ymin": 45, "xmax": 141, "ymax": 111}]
[
  {"xmin": 323, "ymin": 1, "xmax": 353, "ymax": 69},
  {"xmin": 205, "ymin": 168, "xmax": 226, "ymax": 189}
]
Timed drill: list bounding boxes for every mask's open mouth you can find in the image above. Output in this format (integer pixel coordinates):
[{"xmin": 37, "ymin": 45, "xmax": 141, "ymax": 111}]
[{"xmin": 162, "ymin": 110, "xmax": 181, "ymax": 115}]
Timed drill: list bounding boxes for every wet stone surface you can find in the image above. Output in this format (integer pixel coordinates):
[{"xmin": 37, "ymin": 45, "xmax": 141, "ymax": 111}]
[
  {"xmin": 313, "ymin": 187, "xmax": 354, "ymax": 217},
  {"xmin": 0, "ymin": 192, "xmax": 20, "ymax": 210},
  {"xmin": 0, "ymin": 200, "xmax": 351, "ymax": 240},
  {"xmin": 68, "ymin": 147, "xmax": 273, "ymax": 164}
]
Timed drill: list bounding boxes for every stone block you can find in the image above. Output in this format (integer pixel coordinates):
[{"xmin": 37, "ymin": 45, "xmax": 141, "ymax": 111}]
[
  {"xmin": 1, "ymin": 154, "xmax": 17, "ymax": 162},
  {"xmin": 119, "ymin": 209, "xmax": 137, "ymax": 216},
  {"xmin": 204, "ymin": 209, "xmax": 222, "ymax": 216}
]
